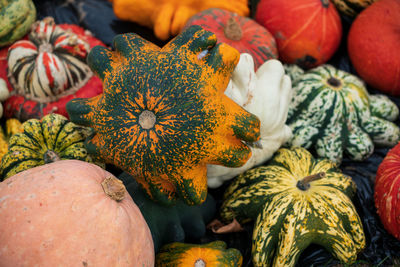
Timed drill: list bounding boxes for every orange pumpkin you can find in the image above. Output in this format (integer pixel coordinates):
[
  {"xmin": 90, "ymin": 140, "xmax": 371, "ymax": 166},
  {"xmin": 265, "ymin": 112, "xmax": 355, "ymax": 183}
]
[
  {"xmin": 67, "ymin": 26, "xmax": 260, "ymax": 206},
  {"xmin": 111, "ymin": 0, "xmax": 249, "ymax": 40},
  {"xmin": 0, "ymin": 160, "xmax": 154, "ymax": 266}
]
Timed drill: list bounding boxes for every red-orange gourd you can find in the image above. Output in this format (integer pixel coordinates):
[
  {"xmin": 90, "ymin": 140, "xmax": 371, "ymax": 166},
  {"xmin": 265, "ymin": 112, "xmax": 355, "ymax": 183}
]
[
  {"xmin": 0, "ymin": 160, "xmax": 154, "ymax": 266},
  {"xmin": 255, "ymin": 0, "xmax": 342, "ymax": 69}
]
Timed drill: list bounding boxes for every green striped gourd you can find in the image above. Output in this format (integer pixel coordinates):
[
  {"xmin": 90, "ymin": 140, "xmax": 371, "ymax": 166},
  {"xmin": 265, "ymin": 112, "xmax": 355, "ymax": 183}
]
[
  {"xmin": 220, "ymin": 147, "xmax": 365, "ymax": 267},
  {"xmin": 0, "ymin": 0, "xmax": 36, "ymax": 46},
  {"xmin": 0, "ymin": 113, "xmax": 103, "ymax": 179},
  {"xmin": 330, "ymin": 0, "xmax": 377, "ymax": 17},
  {"xmin": 286, "ymin": 64, "xmax": 400, "ymax": 164}
]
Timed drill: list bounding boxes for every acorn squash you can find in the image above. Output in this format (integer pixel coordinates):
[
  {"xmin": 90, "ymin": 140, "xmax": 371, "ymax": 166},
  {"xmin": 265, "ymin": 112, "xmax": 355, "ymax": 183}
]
[
  {"xmin": 0, "ymin": 0, "xmax": 36, "ymax": 46},
  {"xmin": 0, "ymin": 113, "xmax": 103, "ymax": 179},
  {"xmin": 156, "ymin": 241, "xmax": 243, "ymax": 267},
  {"xmin": 66, "ymin": 26, "xmax": 260, "ymax": 205},
  {"xmin": 220, "ymin": 147, "xmax": 366, "ymax": 266},
  {"xmin": 286, "ymin": 64, "xmax": 400, "ymax": 163}
]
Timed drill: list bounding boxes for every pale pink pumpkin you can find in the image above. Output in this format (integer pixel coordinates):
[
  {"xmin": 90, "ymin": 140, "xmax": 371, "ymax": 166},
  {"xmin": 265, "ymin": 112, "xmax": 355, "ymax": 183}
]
[{"xmin": 0, "ymin": 160, "xmax": 154, "ymax": 266}]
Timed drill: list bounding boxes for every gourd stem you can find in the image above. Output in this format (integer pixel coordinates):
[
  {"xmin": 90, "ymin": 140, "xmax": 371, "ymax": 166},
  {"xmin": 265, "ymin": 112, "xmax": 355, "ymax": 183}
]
[
  {"xmin": 194, "ymin": 259, "xmax": 206, "ymax": 267},
  {"xmin": 320, "ymin": 0, "xmax": 330, "ymax": 8},
  {"xmin": 43, "ymin": 150, "xmax": 61, "ymax": 163},
  {"xmin": 327, "ymin": 77, "xmax": 341, "ymax": 88},
  {"xmin": 224, "ymin": 17, "xmax": 243, "ymax": 41},
  {"xmin": 296, "ymin": 172, "xmax": 326, "ymax": 191},
  {"xmin": 101, "ymin": 177, "xmax": 126, "ymax": 202}
]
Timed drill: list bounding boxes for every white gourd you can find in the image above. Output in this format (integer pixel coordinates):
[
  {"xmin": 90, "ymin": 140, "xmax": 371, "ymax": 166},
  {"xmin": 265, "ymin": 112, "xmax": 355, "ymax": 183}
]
[{"xmin": 207, "ymin": 53, "xmax": 293, "ymax": 188}]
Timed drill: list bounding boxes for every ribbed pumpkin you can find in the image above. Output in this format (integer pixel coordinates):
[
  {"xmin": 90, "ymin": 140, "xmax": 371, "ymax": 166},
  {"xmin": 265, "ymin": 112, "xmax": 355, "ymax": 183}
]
[
  {"xmin": 119, "ymin": 172, "xmax": 216, "ymax": 252},
  {"xmin": 67, "ymin": 26, "xmax": 260, "ymax": 205},
  {"xmin": 111, "ymin": 0, "xmax": 249, "ymax": 40},
  {"xmin": 375, "ymin": 143, "xmax": 400, "ymax": 240},
  {"xmin": 255, "ymin": 0, "xmax": 342, "ymax": 68},
  {"xmin": 0, "ymin": 0, "xmax": 36, "ymax": 46},
  {"xmin": 0, "ymin": 17, "xmax": 104, "ymax": 121},
  {"xmin": 0, "ymin": 118, "xmax": 23, "ymax": 160},
  {"xmin": 0, "ymin": 160, "xmax": 154, "ymax": 266},
  {"xmin": 0, "ymin": 113, "xmax": 103, "ymax": 180},
  {"xmin": 220, "ymin": 147, "xmax": 366, "ymax": 266},
  {"xmin": 330, "ymin": 0, "xmax": 377, "ymax": 17},
  {"xmin": 286, "ymin": 64, "xmax": 400, "ymax": 164},
  {"xmin": 184, "ymin": 8, "xmax": 278, "ymax": 70},
  {"xmin": 156, "ymin": 241, "xmax": 243, "ymax": 267}
]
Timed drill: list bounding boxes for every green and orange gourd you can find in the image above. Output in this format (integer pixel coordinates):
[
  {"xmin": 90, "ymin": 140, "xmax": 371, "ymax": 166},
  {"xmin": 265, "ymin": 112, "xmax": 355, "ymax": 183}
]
[{"xmin": 66, "ymin": 25, "xmax": 260, "ymax": 205}]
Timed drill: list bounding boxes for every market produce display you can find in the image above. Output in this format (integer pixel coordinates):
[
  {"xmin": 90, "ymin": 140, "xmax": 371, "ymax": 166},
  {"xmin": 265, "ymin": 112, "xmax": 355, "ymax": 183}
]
[
  {"xmin": 156, "ymin": 241, "xmax": 243, "ymax": 267},
  {"xmin": 184, "ymin": 8, "xmax": 278, "ymax": 69},
  {"xmin": 207, "ymin": 53, "xmax": 292, "ymax": 188},
  {"xmin": 0, "ymin": 113, "xmax": 103, "ymax": 180},
  {"xmin": 67, "ymin": 25, "xmax": 260, "ymax": 206},
  {"xmin": 0, "ymin": 160, "xmax": 154, "ymax": 266},
  {"xmin": 0, "ymin": 0, "xmax": 36, "ymax": 46},
  {"xmin": 219, "ymin": 147, "xmax": 365, "ymax": 266},
  {"xmin": 255, "ymin": 0, "xmax": 342, "ymax": 68},
  {"xmin": 287, "ymin": 64, "xmax": 400, "ymax": 163},
  {"xmin": 1, "ymin": 0, "xmax": 400, "ymax": 266},
  {"xmin": 0, "ymin": 17, "xmax": 104, "ymax": 121}
]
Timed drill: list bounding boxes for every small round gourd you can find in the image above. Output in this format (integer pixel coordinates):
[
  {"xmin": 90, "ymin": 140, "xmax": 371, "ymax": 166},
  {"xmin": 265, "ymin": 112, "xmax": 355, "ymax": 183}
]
[
  {"xmin": 156, "ymin": 241, "xmax": 243, "ymax": 267},
  {"xmin": 286, "ymin": 64, "xmax": 400, "ymax": 163},
  {"xmin": 220, "ymin": 147, "xmax": 366, "ymax": 266},
  {"xmin": 0, "ymin": 113, "xmax": 103, "ymax": 179},
  {"xmin": 0, "ymin": 0, "xmax": 36, "ymax": 46},
  {"xmin": 0, "ymin": 160, "xmax": 154, "ymax": 266}
]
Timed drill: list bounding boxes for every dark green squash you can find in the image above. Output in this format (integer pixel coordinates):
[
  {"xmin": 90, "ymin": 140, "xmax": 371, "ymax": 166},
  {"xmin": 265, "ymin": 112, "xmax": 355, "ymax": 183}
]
[{"xmin": 119, "ymin": 172, "xmax": 216, "ymax": 252}]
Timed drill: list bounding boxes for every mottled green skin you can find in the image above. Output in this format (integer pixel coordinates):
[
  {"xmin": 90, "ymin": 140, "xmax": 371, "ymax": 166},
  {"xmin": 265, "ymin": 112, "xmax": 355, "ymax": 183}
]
[
  {"xmin": 119, "ymin": 172, "xmax": 216, "ymax": 253},
  {"xmin": 0, "ymin": 0, "xmax": 36, "ymax": 46},
  {"xmin": 67, "ymin": 26, "xmax": 260, "ymax": 205},
  {"xmin": 156, "ymin": 241, "xmax": 243, "ymax": 267},
  {"xmin": 0, "ymin": 114, "xmax": 103, "ymax": 180},
  {"xmin": 287, "ymin": 64, "xmax": 400, "ymax": 163},
  {"xmin": 221, "ymin": 147, "xmax": 365, "ymax": 267}
]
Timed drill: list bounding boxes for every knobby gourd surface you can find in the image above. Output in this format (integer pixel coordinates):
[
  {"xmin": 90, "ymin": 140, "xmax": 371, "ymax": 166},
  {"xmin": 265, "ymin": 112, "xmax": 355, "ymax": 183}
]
[
  {"xmin": 67, "ymin": 25, "xmax": 260, "ymax": 205},
  {"xmin": 221, "ymin": 147, "xmax": 365, "ymax": 267}
]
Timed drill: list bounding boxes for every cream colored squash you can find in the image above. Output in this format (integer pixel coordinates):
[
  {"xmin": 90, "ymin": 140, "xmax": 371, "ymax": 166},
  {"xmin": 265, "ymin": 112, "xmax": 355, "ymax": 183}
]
[{"xmin": 207, "ymin": 53, "xmax": 292, "ymax": 188}]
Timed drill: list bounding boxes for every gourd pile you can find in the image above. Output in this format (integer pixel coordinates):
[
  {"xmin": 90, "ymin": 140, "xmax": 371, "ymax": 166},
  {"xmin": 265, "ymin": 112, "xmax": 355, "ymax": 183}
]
[{"xmin": 0, "ymin": 0, "xmax": 399, "ymax": 266}]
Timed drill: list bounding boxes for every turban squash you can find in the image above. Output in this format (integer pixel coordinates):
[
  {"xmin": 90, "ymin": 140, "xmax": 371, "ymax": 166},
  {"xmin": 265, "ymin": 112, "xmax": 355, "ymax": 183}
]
[
  {"xmin": 0, "ymin": 113, "xmax": 103, "ymax": 180},
  {"xmin": 0, "ymin": 17, "xmax": 104, "ymax": 121},
  {"xmin": 156, "ymin": 241, "xmax": 243, "ymax": 267},
  {"xmin": 66, "ymin": 26, "xmax": 260, "ymax": 205},
  {"xmin": 286, "ymin": 64, "xmax": 400, "ymax": 164},
  {"xmin": 0, "ymin": 0, "xmax": 36, "ymax": 46},
  {"xmin": 219, "ymin": 147, "xmax": 365, "ymax": 266}
]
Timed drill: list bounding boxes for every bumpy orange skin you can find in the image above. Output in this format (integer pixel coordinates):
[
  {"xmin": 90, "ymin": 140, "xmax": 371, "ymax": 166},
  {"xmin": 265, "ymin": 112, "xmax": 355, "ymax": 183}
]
[
  {"xmin": 255, "ymin": 0, "xmax": 342, "ymax": 69},
  {"xmin": 67, "ymin": 26, "xmax": 260, "ymax": 205},
  {"xmin": 111, "ymin": 0, "xmax": 249, "ymax": 40}
]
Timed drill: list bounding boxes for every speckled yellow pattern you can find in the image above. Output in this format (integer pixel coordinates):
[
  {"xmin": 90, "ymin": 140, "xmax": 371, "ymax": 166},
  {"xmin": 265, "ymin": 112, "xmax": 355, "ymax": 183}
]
[
  {"xmin": 67, "ymin": 26, "xmax": 260, "ymax": 206},
  {"xmin": 221, "ymin": 147, "xmax": 365, "ymax": 267}
]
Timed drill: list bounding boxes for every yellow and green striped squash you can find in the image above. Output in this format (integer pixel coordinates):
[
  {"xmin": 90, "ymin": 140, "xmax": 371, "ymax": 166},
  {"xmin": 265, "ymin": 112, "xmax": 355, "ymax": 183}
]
[
  {"xmin": 0, "ymin": 113, "xmax": 103, "ymax": 179},
  {"xmin": 330, "ymin": 0, "xmax": 377, "ymax": 17},
  {"xmin": 155, "ymin": 241, "xmax": 243, "ymax": 267},
  {"xmin": 220, "ymin": 147, "xmax": 366, "ymax": 267},
  {"xmin": 286, "ymin": 64, "xmax": 400, "ymax": 164}
]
